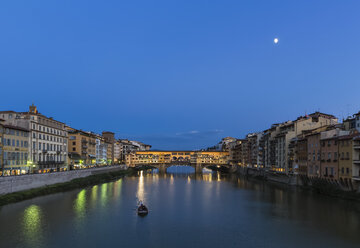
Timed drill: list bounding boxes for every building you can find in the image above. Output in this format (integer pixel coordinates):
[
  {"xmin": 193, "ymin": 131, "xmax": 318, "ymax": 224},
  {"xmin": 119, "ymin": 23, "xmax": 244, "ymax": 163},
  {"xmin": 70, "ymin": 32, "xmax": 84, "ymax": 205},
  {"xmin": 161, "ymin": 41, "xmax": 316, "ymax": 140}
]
[
  {"xmin": 320, "ymin": 129, "xmax": 350, "ymax": 180},
  {"xmin": 114, "ymin": 141, "xmax": 121, "ymax": 164},
  {"xmin": 106, "ymin": 141, "xmax": 113, "ymax": 164},
  {"xmin": 96, "ymin": 135, "xmax": 107, "ymax": 165},
  {"xmin": 260, "ymin": 112, "xmax": 338, "ymax": 173},
  {"xmin": 67, "ymin": 128, "xmax": 97, "ymax": 168},
  {"xmin": 0, "ymin": 120, "xmax": 3, "ymax": 174},
  {"xmin": 355, "ymin": 112, "xmax": 360, "ymax": 132},
  {"xmin": 102, "ymin": 131, "xmax": 115, "ymax": 164},
  {"xmin": 295, "ymin": 137, "xmax": 308, "ymax": 175},
  {"xmin": 338, "ymin": 134, "xmax": 355, "ymax": 184},
  {"xmin": 0, "ymin": 123, "xmax": 30, "ymax": 175},
  {"xmin": 228, "ymin": 139, "xmax": 244, "ymax": 166},
  {"xmin": 344, "ymin": 112, "xmax": 360, "ymax": 132},
  {"xmin": 0, "ymin": 105, "xmax": 68, "ymax": 173},
  {"xmin": 353, "ymin": 136, "xmax": 360, "ymax": 182}
]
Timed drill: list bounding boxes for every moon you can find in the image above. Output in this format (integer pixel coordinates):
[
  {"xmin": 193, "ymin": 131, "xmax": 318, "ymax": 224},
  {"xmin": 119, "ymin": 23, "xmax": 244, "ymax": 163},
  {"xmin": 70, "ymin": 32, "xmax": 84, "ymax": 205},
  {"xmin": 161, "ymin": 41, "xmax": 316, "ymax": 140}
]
[{"xmin": 274, "ymin": 38, "xmax": 279, "ymax": 44}]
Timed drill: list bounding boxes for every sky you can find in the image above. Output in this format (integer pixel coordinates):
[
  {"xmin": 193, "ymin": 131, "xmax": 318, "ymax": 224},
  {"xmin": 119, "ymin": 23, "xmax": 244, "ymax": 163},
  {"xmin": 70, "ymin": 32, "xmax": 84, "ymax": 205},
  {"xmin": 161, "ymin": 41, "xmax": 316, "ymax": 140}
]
[{"xmin": 1, "ymin": 0, "xmax": 360, "ymax": 150}]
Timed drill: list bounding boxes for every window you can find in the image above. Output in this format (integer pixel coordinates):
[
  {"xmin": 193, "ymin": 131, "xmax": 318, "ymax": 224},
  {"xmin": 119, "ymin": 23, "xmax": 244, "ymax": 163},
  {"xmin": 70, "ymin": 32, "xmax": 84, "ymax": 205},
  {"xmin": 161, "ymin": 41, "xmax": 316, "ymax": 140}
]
[
  {"xmin": 72, "ymin": 147, "xmax": 76, "ymax": 151},
  {"xmin": 73, "ymin": 141, "xmax": 76, "ymax": 145},
  {"xmin": 328, "ymin": 152, "xmax": 331, "ymax": 159}
]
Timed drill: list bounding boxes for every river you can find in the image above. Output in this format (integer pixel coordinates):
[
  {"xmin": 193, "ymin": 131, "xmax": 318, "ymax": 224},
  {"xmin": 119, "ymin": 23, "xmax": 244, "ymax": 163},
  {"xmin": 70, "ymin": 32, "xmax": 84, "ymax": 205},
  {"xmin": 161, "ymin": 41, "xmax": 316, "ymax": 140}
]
[{"xmin": 0, "ymin": 166, "xmax": 359, "ymax": 248}]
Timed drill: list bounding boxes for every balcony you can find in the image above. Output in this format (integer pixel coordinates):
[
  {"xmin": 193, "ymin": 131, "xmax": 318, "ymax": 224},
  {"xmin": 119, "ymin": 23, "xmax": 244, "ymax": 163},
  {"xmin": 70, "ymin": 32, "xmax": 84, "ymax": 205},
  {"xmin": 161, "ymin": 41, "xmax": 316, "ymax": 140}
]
[
  {"xmin": 354, "ymin": 160, "xmax": 360, "ymax": 164},
  {"xmin": 42, "ymin": 150, "xmax": 48, "ymax": 153}
]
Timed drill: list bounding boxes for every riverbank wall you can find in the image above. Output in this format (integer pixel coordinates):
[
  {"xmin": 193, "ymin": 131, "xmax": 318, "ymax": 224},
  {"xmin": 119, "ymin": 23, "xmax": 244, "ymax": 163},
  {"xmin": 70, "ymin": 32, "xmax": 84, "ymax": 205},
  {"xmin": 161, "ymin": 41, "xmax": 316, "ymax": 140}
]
[
  {"xmin": 236, "ymin": 167, "xmax": 360, "ymax": 198},
  {"xmin": 0, "ymin": 165, "xmax": 128, "ymax": 196}
]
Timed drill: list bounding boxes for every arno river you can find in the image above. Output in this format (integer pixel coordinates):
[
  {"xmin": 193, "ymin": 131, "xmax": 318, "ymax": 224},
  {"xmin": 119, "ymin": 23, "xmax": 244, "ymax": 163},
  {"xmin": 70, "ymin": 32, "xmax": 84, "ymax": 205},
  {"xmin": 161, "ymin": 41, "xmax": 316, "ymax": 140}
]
[{"xmin": 0, "ymin": 167, "xmax": 359, "ymax": 248}]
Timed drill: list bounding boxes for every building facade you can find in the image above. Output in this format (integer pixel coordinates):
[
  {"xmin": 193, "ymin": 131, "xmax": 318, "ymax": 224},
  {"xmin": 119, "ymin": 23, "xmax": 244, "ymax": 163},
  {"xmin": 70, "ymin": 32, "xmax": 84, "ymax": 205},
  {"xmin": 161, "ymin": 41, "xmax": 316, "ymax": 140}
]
[
  {"xmin": 0, "ymin": 105, "xmax": 68, "ymax": 173},
  {"xmin": 1, "ymin": 124, "xmax": 30, "ymax": 175},
  {"xmin": 67, "ymin": 129, "xmax": 97, "ymax": 168}
]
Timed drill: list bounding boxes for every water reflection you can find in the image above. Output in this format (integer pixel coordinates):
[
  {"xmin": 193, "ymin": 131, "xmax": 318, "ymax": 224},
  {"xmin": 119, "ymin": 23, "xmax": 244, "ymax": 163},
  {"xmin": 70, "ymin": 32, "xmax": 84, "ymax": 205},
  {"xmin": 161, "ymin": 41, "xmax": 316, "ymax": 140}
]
[
  {"xmin": 137, "ymin": 171, "xmax": 145, "ymax": 202},
  {"xmin": 101, "ymin": 183, "xmax": 109, "ymax": 207},
  {"xmin": 1, "ymin": 168, "xmax": 359, "ymax": 248},
  {"xmin": 74, "ymin": 189, "xmax": 87, "ymax": 220},
  {"xmin": 91, "ymin": 185, "xmax": 98, "ymax": 206},
  {"xmin": 113, "ymin": 179, "xmax": 122, "ymax": 200},
  {"xmin": 22, "ymin": 204, "xmax": 43, "ymax": 247}
]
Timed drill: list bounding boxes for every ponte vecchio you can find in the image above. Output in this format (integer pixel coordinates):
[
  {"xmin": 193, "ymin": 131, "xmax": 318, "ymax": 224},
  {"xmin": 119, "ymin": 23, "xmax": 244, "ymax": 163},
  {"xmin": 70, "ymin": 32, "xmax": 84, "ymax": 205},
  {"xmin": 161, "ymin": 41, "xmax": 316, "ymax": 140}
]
[{"xmin": 126, "ymin": 150, "xmax": 230, "ymax": 173}]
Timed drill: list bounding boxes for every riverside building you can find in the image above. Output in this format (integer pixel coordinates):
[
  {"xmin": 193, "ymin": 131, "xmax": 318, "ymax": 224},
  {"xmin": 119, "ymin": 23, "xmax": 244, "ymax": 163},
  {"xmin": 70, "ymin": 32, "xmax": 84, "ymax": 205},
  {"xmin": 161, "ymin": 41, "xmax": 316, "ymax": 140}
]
[
  {"xmin": 0, "ymin": 105, "xmax": 68, "ymax": 173},
  {"xmin": 67, "ymin": 128, "xmax": 97, "ymax": 168},
  {"xmin": 0, "ymin": 121, "xmax": 30, "ymax": 175}
]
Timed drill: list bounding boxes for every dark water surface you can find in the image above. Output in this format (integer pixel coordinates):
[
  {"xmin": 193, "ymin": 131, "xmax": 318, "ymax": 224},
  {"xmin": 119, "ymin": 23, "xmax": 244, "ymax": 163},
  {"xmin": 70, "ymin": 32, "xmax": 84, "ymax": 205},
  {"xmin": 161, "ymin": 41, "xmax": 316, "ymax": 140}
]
[{"xmin": 0, "ymin": 167, "xmax": 360, "ymax": 248}]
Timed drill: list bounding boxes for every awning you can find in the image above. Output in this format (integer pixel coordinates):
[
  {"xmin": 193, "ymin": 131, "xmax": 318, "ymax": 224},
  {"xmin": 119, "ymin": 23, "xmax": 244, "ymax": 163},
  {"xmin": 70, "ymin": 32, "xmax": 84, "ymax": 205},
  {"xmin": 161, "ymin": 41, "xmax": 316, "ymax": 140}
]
[{"xmin": 68, "ymin": 153, "xmax": 82, "ymax": 160}]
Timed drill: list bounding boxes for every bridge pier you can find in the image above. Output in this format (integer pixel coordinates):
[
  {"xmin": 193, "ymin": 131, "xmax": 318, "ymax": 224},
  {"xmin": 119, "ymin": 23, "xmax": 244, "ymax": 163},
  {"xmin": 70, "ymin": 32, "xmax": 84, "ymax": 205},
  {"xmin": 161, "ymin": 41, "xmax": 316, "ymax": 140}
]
[
  {"xmin": 158, "ymin": 164, "xmax": 167, "ymax": 174},
  {"xmin": 195, "ymin": 163, "xmax": 203, "ymax": 174}
]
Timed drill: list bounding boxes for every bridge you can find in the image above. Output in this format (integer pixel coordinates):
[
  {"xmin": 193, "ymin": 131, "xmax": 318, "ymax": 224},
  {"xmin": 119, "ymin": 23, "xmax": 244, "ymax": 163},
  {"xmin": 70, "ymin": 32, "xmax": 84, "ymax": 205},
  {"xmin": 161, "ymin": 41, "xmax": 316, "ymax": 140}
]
[{"xmin": 125, "ymin": 150, "xmax": 230, "ymax": 173}]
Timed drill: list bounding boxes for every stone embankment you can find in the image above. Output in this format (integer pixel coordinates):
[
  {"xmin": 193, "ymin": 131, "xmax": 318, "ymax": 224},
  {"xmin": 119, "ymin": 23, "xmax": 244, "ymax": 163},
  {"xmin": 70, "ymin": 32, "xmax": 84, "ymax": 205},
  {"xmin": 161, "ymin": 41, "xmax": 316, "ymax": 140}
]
[
  {"xmin": 0, "ymin": 165, "xmax": 128, "ymax": 196},
  {"xmin": 236, "ymin": 166, "xmax": 360, "ymax": 199}
]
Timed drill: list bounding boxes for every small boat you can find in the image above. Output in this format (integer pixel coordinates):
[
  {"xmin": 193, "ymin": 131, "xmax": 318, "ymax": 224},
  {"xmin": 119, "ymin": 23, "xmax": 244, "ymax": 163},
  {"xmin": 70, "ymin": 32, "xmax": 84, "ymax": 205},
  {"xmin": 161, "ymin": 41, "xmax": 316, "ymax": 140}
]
[{"xmin": 137, "ymin": 202, "xmax": 149, "ymax": 216}]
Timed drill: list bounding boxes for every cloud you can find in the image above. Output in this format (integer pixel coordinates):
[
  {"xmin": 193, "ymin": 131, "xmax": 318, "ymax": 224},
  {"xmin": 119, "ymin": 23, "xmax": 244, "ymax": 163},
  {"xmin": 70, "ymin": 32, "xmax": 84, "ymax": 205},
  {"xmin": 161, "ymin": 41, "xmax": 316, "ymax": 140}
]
[{"xmin": 175, "ymin": 129, "xmax": 223, "ymax": 137}]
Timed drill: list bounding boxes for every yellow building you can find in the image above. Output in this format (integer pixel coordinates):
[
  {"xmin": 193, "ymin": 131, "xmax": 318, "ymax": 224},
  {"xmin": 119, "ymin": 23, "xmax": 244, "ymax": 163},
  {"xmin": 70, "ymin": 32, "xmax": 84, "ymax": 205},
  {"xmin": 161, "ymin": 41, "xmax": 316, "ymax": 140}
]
[
  {"xmin": 67, "ymin": 128, "xmax": 96, "ymax": 168},
  {"xmin": 0, "ymin": 123, "xmax": 30, "ymax": 175},
  {"xmin": 338, "ymin": 135, "xmax": 354, "ymax": 182}
]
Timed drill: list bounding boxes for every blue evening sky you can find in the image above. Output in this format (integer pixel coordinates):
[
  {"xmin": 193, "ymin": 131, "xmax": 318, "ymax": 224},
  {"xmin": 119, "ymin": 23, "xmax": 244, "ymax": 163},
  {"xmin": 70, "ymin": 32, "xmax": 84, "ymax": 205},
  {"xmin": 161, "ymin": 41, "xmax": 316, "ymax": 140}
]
[{"xmin": 1, "ymin": 0, "xmax": 359, "ymax": 150}]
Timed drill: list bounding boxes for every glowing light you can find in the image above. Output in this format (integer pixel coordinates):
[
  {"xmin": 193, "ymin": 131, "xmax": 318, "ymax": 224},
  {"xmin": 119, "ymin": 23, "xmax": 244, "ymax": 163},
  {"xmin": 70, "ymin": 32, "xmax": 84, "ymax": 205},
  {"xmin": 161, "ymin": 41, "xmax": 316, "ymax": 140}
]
[
  {"xmin": 74, "ymin": 189, "xmax": 87, "ymax": 219},
  {"xmin": 91, "ymin": 185, "xmax": 98, "ymax": 205},
  {"xmin": 274, "ymin": 38, "xmax": 279, "ymax": 44},
  {"xmin": 137, "ymin": 171, "xmax": 145, "ymax": 201},
  {"xmin": 23, "ymin": 205, "xmax": 43, "ymax": 246},
  {"xmin": 101, "ymin": 183, "xmax": 108, "ymax": 207}
]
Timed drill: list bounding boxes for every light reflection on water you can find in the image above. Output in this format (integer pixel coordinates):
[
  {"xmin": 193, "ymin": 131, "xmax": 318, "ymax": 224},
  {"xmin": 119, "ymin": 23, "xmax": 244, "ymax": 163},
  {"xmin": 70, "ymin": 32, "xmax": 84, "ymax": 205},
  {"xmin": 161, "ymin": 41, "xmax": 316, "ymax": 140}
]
[
  {"xmin": 0, "ymin": 167, "xmax": 359, "ymax": 248},
  {"xmin": 22, "ymin": 204, "xmax": 43, "ymax": 247}
]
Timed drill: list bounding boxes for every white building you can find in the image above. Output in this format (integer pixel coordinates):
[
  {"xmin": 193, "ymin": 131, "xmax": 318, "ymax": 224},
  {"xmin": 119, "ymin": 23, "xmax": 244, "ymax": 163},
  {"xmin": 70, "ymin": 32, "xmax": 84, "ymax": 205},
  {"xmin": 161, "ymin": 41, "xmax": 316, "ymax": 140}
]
[{"xmin": 0, "ymin": 104, "xmax": 68, "ymax": 172}]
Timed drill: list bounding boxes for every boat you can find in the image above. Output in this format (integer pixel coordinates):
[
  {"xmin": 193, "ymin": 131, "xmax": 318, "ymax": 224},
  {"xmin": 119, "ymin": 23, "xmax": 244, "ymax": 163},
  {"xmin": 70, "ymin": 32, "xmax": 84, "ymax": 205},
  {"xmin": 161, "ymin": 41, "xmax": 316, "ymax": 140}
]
[{"xmin": 137, "ymin": 202, "xmax": 149, "ymax": 216}]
